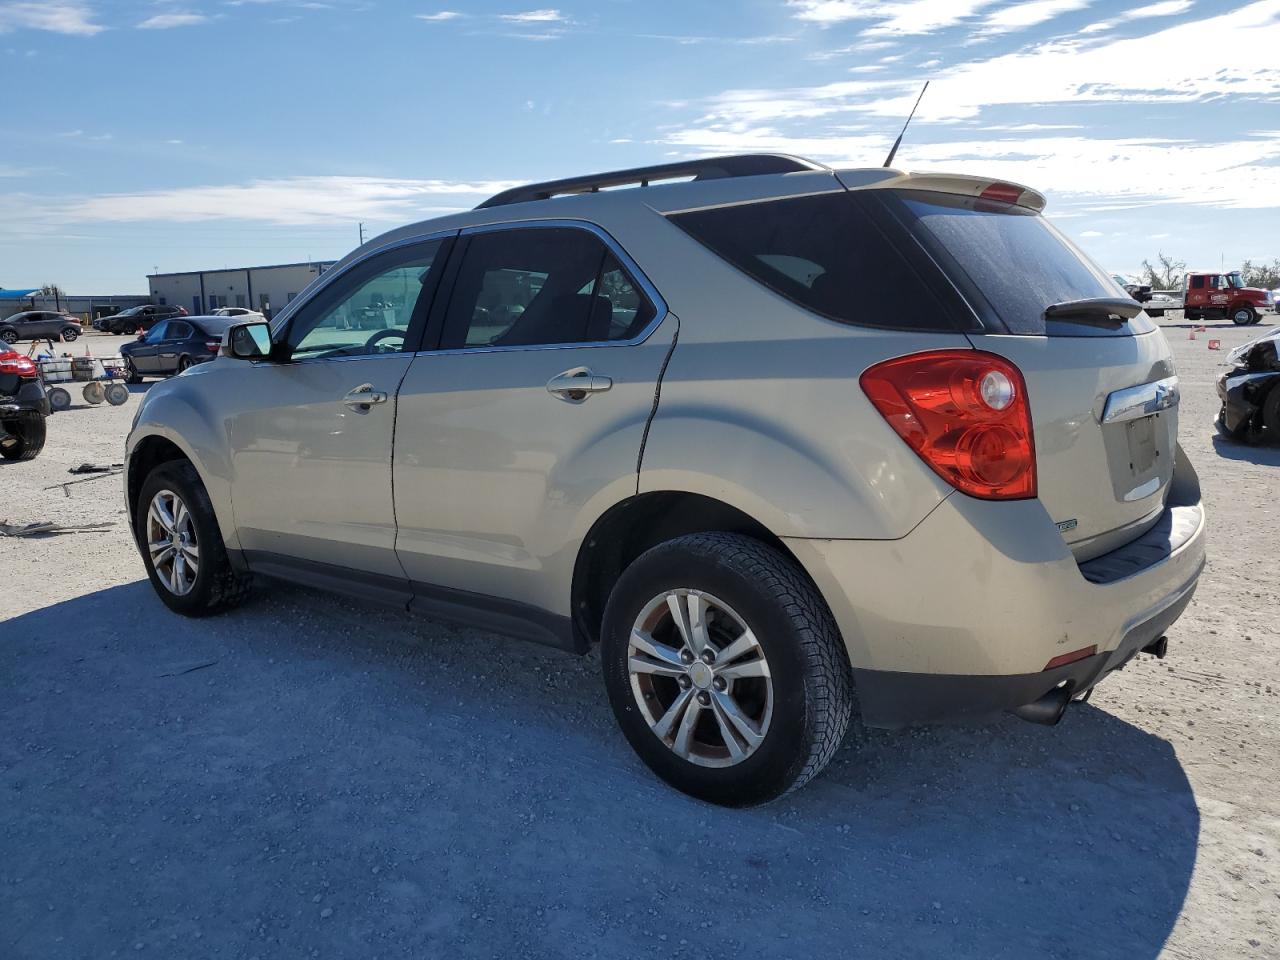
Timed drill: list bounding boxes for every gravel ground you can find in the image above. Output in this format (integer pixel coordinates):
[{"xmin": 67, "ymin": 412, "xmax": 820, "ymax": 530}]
[{"xmin": 3, "ymin": 322, "xmax": 1278, "ymax": 960}]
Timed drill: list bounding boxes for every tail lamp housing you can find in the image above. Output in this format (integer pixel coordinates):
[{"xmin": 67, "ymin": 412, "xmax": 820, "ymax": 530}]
[
  {"xmin": 0, "ymin": 353, "xmax": 37, "ymax": 377},
  {"xmin": 860, "ymin": 350, "xmax": 1037, "ymax": 500}
]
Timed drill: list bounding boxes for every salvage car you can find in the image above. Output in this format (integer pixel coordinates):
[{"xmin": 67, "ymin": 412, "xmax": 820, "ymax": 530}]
[
  {"xmin": 125, "ymin": 155, "xmax": 1206, "ymax": 805},
  {"xmin": 1216, "ymin": 326, "xmax": 1280, "ymax": 442},
  {"xmin": 0, "ymin": 347, "xmax": 50, "ymax": 460},
  {"xmin": 102, "ymin": 304, "xmax": 189, "ymax": 335},
  {"xmin": 120, "ymin": 316, "xmax": 234, "ymax": 381}
]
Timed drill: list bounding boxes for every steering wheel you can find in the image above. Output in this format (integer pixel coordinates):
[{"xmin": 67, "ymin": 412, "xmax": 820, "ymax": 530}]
[{"xmin": 364, "ymin": 328, "xmax": 405, "ymax": 352}]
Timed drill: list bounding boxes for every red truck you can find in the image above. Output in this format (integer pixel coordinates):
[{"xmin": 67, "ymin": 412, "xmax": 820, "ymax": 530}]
[{"xmin": 1182, "ymin": 270, "xmax": 1275, "ymax": 325}]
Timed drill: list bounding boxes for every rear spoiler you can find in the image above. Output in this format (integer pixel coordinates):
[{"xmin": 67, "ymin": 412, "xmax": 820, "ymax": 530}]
[{"xmin": 838, "ymin": 168, "xmax": 1048, "ymax": 213}]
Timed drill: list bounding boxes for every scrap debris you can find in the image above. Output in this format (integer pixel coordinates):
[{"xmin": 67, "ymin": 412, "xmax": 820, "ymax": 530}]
[
  {"xmin": 42, "ymin": 464, "xmax": 125, "ymax": 497},
  {"xmin": 0, "ymin": 520, "xmax": 115, "ymax": 538}
]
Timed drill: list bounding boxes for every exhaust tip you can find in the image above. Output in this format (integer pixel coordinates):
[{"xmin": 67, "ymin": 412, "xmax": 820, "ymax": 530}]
[
  {"xmin": 1011, "ymin": 686, "xmax": 1072, "ymax": 726},
  {"xmin": 1142, "ymin": 635, "xmax": 1169, "ymax": 660}
]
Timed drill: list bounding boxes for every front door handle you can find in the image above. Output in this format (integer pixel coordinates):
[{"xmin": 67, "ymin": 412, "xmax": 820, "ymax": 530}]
[
  {"xmin": 546, "ymin": 368, "xmax": 612, "ymax": 402},
  {"xmin": 343, "ymin": 383, "xmax": 389, "ymax": 410}
]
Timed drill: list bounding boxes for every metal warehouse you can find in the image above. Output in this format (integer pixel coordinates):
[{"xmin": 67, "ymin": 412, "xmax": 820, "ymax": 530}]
[{"xmin": 147, "ymin": 261, "xmax": 336, "ymax": 318}]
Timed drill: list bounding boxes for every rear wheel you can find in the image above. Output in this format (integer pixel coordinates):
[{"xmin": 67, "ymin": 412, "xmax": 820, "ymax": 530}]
[
  {"xmin": 1184, "ymin": 309, "xmax": 1199, "ymax": 323},
  {"xmin": 0, "ymin": 417, "xmax": 46, "ymax": 461},
  {"xmin": 124, "ymin": 358, "xmax": 142, "ymax": 384},
  {"xmin": 136, "ymin": 460, "xmax": 252, "ymax": 616},
  {"xmin": 601, "ymin": 532, "xmax": 853, "ymax": 806},
  {"xmin": 177, "ymin": 355, "xmax": 193, "ymax": 373},
  {"xmin": 1232, "ymin": 305, "xmax": 1257, "ymax": 326}
]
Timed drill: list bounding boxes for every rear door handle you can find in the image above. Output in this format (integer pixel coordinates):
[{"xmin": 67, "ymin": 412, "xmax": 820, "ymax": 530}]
[
  {"xmin": 343, "ymin": 383, "xmax": 389, "ymax": 410},
  {"xmin": 546, "ymin": 368, "xmax": 613, "ymax": 401}
]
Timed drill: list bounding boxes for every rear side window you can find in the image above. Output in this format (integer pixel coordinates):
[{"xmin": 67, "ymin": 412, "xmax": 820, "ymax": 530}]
[
  {"xmin": 887, "ymin": 190, "xmax": 1155, "ymax": 337},
  {"xmin": 440, "ymin": 227, "xmax": 656, "ymax": 349},
  {"xmin": 667, "ymin": 193, "xmax": 966, "ymax": 331}
]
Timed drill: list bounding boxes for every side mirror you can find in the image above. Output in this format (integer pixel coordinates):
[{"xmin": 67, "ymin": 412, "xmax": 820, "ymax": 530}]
[
  {"xmin": 223, "ymin": 321, "xmax": 273, "ymax": 360},
  {"xmin": 136, "ymin": 333, "xmax": 145, "ymax": 341}
]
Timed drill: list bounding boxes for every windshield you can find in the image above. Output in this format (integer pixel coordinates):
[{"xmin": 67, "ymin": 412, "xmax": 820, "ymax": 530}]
[
  {"xmin": 886, "ymin": 190, "xmax": 1155, "ymax": 337},
  {"xmin": 1226, "ymin": 272, "xmax": 1244, "ymax": 288}
]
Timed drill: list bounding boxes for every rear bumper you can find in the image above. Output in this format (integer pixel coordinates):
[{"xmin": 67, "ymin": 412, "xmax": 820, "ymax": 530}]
[
  {"xmin": 0, "ymin": 380, "xmax": 50, "ymax": 418},
  {"xmin": 784, "ymin": 446, "xmax": 1206, "ymax": 728}
]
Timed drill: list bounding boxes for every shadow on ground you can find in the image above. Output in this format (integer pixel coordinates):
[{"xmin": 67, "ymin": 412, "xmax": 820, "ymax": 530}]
[
  {"xmin": 2, "ymin": 583, "xmax": 1199, "ymax": 960},
  {"xmin": 1212, "ymin": 434, "xmax": 1280, "ymax": 466}
]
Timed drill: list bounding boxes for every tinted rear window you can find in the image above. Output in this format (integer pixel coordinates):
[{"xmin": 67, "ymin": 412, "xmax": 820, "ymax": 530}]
[
  {"xmin": 193, "ymin": 318, "xmax": 233, "ymax": 336},
  {"xmin": 887, "ymin": 190, "xmax": 1154, "ymax": 337},
  {"xmin": 668, "ymin": 192, "xmax": 969, "ymax": 332}
]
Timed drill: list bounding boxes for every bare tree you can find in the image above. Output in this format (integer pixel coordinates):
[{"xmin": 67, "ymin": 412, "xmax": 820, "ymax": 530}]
[
  {"xmin": 1138, "ymin": 253, "xmax": 1186, "ymax": 291},
  {"xmin": 40, "ymin": 283, "xmax": 67, "ymax": 311},
  {"xmin": 1240, "ymin": 259, "xmax": 1280, "ymax": 289}
]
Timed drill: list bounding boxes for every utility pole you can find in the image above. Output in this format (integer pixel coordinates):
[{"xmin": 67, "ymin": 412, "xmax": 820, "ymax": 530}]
[{"xmin": 359, "ymin": 222, "xmax": 366, "ymax": 245}]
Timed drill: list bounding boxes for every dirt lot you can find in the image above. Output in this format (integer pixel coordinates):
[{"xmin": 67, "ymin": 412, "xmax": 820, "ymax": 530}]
[{"xmin": 3, "ymin": 321, "xmax": 1278, "ymax": 960}]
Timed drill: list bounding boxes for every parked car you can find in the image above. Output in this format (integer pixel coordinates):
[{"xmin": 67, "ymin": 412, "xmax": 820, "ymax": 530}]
[
  {"xmin": 1216, "ymin": 325, "xmax": 1280, "ymax": 442},
  {"xmin": 0, "ymin": 310, "xmax": 81, "ymax": 344},
  {"xmin": 1111, "ymin": 274, "xmax": 1152, "ymax": 303},
  {"xmin": 120, "ymin": 316, "xmax": 233, "ymax": 381},
  {"xmin": 126, "ymin": 154, "xmax": 1206, "ymax": 805},
  {"xmin": 0, "ymin": 347, "xmax": 50, "ymax": 460},
  {"xmin": 102, "ymin": 304, "xmax": 188, "ymax": 335},
  {"xmin": 211, "ymin": 307, "xmax": 264, "ymax": 319}
]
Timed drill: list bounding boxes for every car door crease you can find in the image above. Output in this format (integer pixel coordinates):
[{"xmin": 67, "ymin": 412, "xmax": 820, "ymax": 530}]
[{"xmin": 634, "ymin": 314, "xmax": 679, "ymax": 491}]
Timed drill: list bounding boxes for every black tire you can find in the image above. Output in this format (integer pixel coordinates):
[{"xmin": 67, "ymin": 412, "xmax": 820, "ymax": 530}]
[
  {"xmin": 601, "ymin": 532, "xmax": 854, "ymax": 806},
  {"xmin": 60, "ymin": 327, "xmax": 79, "ymax": 342},
  {"xmin": 0, "ymin": 329, "xmax": 17, "ymax": 345},
  {"xmin": 1231, "ymin": 305, "xmax": 1257, "ymax": 326},
  {"xmin": 177, "ymin": 355, "xmax": 193, "ymax": 373},
  {"xmin": 0, "ymin": 416, "xmax": 47, "ymax": 461},
  {"xmin": 124, "ymin": 358, "xmax": 142, "ymax": 384},
  {"xmin": 1263, "ymin": 385, "xmax": 1280, "ymax": 439},
  {"xmin": 123, "ymin": 324, "xmax": 137, "ymax": 335},
  {"xmin": 135, "ymin": 460, "xmax": 252, "ymax": 617},
  {"xmin": 1183, "ymin": 309, "xmax": 1199, "ymax": 323}
]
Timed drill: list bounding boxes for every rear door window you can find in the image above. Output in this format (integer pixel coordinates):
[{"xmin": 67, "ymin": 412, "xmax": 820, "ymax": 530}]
[
  {"xmin": 440, "ymin": 227, "xmax": 656, "ymax": 349},
  {"xmin": 667, "ymin": 192, "xmax": 969, "ymax": 331}
]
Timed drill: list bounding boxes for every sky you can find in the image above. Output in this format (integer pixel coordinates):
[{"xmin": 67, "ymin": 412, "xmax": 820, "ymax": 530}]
[{"xmin": 1, "ymin": 0, "xmax": 1277, "ymax": 293}]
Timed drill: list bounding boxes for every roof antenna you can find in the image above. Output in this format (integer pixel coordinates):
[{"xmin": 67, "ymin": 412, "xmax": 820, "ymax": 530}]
[{"xmin": 883, "ymin": 81, "xmax": 929, "ymax": 168}]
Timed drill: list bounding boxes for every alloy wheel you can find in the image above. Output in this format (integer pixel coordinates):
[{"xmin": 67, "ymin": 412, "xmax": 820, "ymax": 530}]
[
  {"xmin": 627, "ymin": 589, "xmax": 773, "ymax": 768},
  {"xmin": 146, "ymin": 489, "xmax": 200, "ymax": 596}
]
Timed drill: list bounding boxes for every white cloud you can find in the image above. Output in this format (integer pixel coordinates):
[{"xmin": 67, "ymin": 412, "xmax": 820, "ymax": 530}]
[
  {"xmin": 498, "ymin": 8, "xmax": 563, "ymax": 22},
  {"xmin": 980, "ymin": 0, "xmax": 1094, "ymax": 34},
  {"xmin": 1080, "ymin": 0, "xmax": 1194, "ymax": 34},
  {"xmin": 416, "ymin": 10, "xmax": 462, "ymax": 21},
  {"xmin": 696, "ymin": 1, "xmax": 1280, "ymax": 124},
  {"xmin": 787, "ymin": 0, "xmax": 1001, "ymax": 35},
  {"xmin": 138, "ymin": 12, "xmax": 209, "ymax": 29},
  {"xmin": 1080, "ymin": 230, "xmax": 1105, "ymax": 236},
  {"xmin": 55, "ymin": 176, "xmax": 522, "ymax": 225},
  {"xmin": 0, "ymin": 2, "xmax": 103, "ymax": 36}
]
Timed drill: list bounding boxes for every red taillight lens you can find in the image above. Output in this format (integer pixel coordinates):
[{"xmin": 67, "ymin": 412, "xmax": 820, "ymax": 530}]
[
  {"xmin": 206, "ymin": 341, "xmax": 221, "ymax": 352},
  {"xmin": 860, "ymin": 350, "xmax": 1037, "ymax": 500},
  {"xmin": 0, "ymin": 353, "xmax": 37, "ymax": 377}
]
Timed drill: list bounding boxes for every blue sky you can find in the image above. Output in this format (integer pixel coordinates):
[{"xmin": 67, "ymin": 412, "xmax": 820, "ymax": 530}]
[{"xmin": 1, "ymin": 0, "xmax": 1277, "ymax": 292}]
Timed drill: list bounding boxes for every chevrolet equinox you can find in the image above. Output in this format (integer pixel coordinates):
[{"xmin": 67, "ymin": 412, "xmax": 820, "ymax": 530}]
[{"xmin": 125, "ymin": 155, "xmax": 1206, "ymax": 805}]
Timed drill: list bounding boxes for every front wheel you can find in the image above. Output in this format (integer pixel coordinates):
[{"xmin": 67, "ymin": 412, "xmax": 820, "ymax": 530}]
[
  {"xmin": 60, "ymin": 327, "xmax": 79, "ymax": 342},
  {"xmin": 1232, "ymin": 305, "xmax": 1257, "ymax": 326},
  {"xmin": 0, "ymin": 330, "xmax": 17, "ymax": 345},
  {"xmin": 0, "ymin": 417, "xmax": 47, "ymax": 461},
  {"xmin": 136, "ymin": 461, "xmax": 253, "ymax": 616},
  {"xmin": 601, "ymin": 533, "xmax": 854, "ymax": 806},
  {"xmin": 1263, "ymin": 385, "xmax": 1280, "ymax": 439}
]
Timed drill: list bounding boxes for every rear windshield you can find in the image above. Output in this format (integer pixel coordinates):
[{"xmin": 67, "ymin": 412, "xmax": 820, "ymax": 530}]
[
  {"xmin": 193, "ymin": 318, "xmax": 233, "ymax": 336},
  {"xmin": 667, "ymin": 192, "xmax": 971, "ymax": 332},
  {"xmin": 886, "ymin": 190, "xmax": 1155, "ymax": 337}
]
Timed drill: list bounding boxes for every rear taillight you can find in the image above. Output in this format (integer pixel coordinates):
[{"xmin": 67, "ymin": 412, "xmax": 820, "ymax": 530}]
[
  {"xmin": 0, "ymin": 354, "xmax": 37, "ymax": 377},
  {"xmin": 206, "ymin": 341, "xmax": 221, "ymax": 352},
  {"xmin": 979, "ymin": 182, "xmax": 1023, "ymax": 205},
  {"xmin": 860, "ymin": 350, "xmax": 1036, "ymax": 500}
]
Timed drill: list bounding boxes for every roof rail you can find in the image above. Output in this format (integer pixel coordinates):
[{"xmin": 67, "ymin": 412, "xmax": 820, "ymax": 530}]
[{"xmin": 475, "ymin": 154, "xmax": 826, "ymax": 209}]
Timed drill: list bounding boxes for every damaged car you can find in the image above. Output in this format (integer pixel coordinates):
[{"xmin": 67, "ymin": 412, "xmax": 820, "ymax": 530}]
[
  {"xmin": 1217, "ymin": 326, "xmax": 1280, "ymax": 443},
  {"xmin": 0, "ymin": 347, "xmax": 50, "ymax": 461}
]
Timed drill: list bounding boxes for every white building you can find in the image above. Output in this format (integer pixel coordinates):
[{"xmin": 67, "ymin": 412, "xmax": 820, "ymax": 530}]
[{"xmin": 148, "ymin": 261, "xmax": 336, "ymax": 318}]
